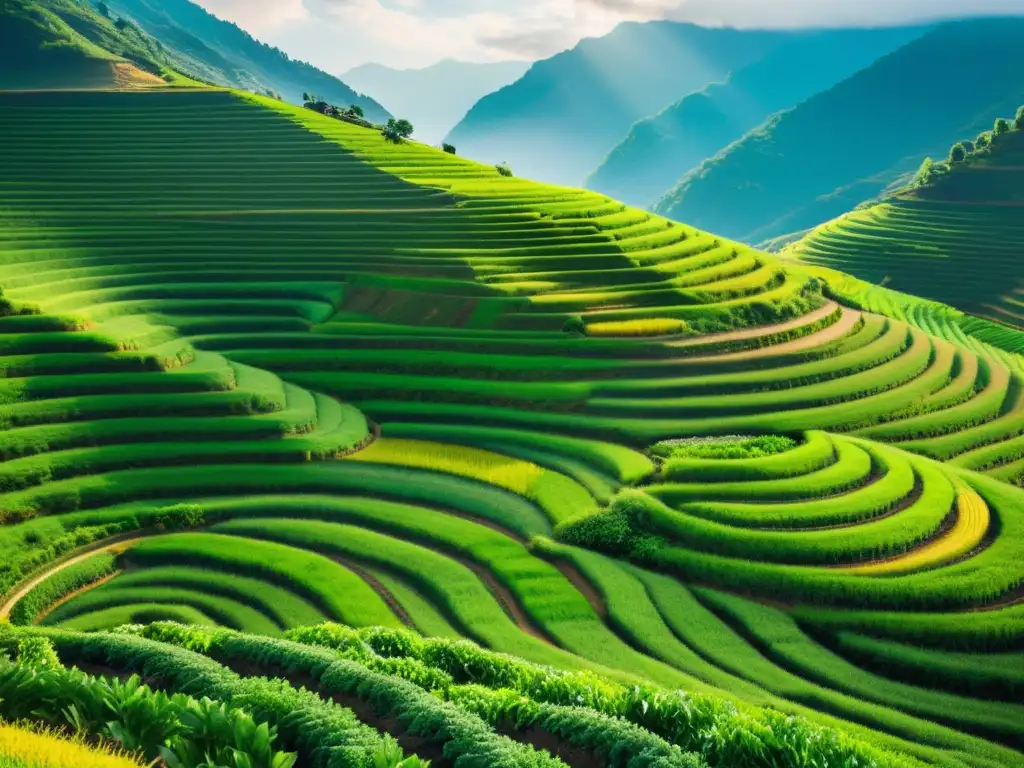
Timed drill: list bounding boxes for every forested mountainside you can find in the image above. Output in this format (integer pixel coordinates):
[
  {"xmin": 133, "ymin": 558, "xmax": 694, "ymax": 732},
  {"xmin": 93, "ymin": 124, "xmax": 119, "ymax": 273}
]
[
  {"xmin": 587, "ymin": 26, "xmax": 926, "ymax": 209},
  {"xmin": 654, "ymin": 17, "xmax": 1024, "ymax": 246},
  {"xmin": 103, "ymin": 0, "xmax": 390, "ymax": 119}
]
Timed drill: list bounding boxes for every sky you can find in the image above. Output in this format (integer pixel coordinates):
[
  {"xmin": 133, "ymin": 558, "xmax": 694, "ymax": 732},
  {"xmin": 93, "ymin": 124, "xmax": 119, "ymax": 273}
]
[{"xmin": 193, "ymin": 0, "xmax": 1024, "ymax": 73}]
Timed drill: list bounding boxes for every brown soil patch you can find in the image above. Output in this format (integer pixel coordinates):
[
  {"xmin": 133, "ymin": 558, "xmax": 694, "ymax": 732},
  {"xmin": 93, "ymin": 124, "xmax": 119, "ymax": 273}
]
[
  {"xmin": 112, "ymin": 63, "xmax": 165, "ymax": 89},
  {"xmin": 549, "ymin": 561, "xmax": 608, "ymax": 620},
  {"xmin": 331, "ymin": 556, "xmax": 415, "ymax": 629}
]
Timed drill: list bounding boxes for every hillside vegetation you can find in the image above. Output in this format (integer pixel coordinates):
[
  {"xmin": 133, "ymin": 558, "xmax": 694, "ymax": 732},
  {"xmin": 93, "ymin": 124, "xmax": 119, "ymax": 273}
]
[
  {"xmin": 0, "ymin": 84, "xmax": 1021, "ymax": 767},
  {"xmin": 446, "ymin": 22, "xmax": 794, "ymax": 187},
  {"xmin": 588, "ymin": 26, "xmax": 925, "ymax": 209},
  {"xmin": 785, "ymin": 107, "xmax": 1024, "ymax": 334},
  {"xmin": 98, "ymin": 0, "xmax": 389, "ymax": 118},
  {"xmin": 0, "ymin": 0, "xmax": 167, "ymax": 89},
  {"xmin": 654, "ymin": 17, "xmax": 1024, "ymax": 245}
]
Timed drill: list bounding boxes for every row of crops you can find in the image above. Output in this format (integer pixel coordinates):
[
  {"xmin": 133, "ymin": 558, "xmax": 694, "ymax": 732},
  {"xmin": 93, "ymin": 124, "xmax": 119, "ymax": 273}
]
[
  {"xmin": 1, "ymin": 622, "xmax": 995, "ymax": 768},
  {"xmin": 0, "ymin": 88, "xmax": 1021, "ymax": 766}
]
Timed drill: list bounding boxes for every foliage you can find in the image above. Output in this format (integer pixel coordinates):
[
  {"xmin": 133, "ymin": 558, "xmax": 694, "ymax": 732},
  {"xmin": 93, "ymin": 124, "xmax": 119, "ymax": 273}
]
[
  {"xmin": 651, "ymin": 435, "xmax": 797, "ymax": 461},
  {"xmin": 561, "ymin": 315, "xmax": 585, "ymax": 335},
  {"xmin": 14, "ymin": 637, "xmax": 61, "ymax": 670},
  {"xmin": 0, "ymin": 659, "xmax": 296, "ymax": 768},
  {"xmin": 441, "ymin": 143, "xmax": 456, "ymax": 154},
  {"xmin": 495, "ymin": 162, "xmax": 514, "ymax": 177},
  {"xmin": 382, "ymin": 118, "xmax": 414, "ymax": 143}
]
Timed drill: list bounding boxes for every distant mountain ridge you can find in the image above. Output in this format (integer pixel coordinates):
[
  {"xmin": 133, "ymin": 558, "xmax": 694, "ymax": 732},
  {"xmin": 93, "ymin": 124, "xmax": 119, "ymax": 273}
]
[
  {"xmin": 342, "ymin": 59, "xmax": 530, "ymax": 146},
  {"xmin": 586, "ymin": 26, "xmax": 928, "ymax": 209},
  {"xmin": 445, "ymin": 22, "xmax": 796, "ymax": 187},
  {"xmin": 101, "ymin": 0, "xmax": 389, "ymax": 120},
  {"xmin": 653, "ymin": 17, "xmax": 1024, "ymax": 245}
]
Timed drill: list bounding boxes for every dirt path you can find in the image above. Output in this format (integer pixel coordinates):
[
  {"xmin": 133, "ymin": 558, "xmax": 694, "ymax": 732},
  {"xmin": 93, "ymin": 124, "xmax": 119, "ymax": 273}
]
[
  {"xmin": 35, "ymin": 571, "xmax": 122, "ymax": 624},
  {"xmin": 667, "ymin": 301, "xmax": 841, "ymax": 348},
  {"xmin": 331, "ymin": 556, "xmax": 416, "ymax": 629},
  {"xmin": 677, "ymin": 306, "xmax": 862, "ymax": 365},
  {"xmin": 0, "ymin": 536, "xmax": 144, "ymax": 621}
]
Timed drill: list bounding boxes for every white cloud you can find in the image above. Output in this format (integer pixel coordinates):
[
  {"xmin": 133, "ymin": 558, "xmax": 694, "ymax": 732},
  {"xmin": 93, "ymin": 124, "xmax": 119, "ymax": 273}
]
[{"xmin": 194, "ymin": 0, "xmax": 310, "ymax": 32}]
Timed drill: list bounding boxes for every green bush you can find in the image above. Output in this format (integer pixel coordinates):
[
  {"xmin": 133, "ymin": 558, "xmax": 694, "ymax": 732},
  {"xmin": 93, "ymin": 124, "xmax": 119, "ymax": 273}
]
[
  {"xmin": 948, "ymin": 142, "xmax": 967, "ymax": 163},
  {"xmin": 14, "ymin": 636, "xmax": 61, "ymax": 670},
  {"xmin": 0, "ymin": 659, "xmax": 297, "ymax": 768},
  {"xmin": 562, "ymin": 315, "xmax": 586, "ymax": 335}
]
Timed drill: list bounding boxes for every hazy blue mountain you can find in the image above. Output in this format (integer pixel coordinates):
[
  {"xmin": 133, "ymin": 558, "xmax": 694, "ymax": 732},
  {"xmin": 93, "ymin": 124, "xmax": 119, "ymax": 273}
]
[
  {"xmin": 342, "ymin": 59, "xmax": 530, "ymax": 146},
  {"xmin": 587, "ymin": 26, "xmax": 927, "ymax": 209},
  {"xmin": 653, "ymin": 17, "xmax": 1024, "ymax": 245},
  {"xmin": 102, "ymin": 0, "xmax": 389, "ymax": 121},
  {"xmin": 445, "ymin": 22, "xmax": 795, "ymax": 187}
]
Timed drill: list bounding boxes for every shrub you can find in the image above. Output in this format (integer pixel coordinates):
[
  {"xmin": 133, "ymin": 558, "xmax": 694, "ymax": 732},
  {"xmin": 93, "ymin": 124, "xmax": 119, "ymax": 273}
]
[
  {"xmin": 975, "ymin": 131, "xmax": 991, "ymax": 150},
  {"xmin": 948, "ymin": 142, "xmax": 967, "ymax": 163},
  {"xmin": 1015, "ymin": 105, "xmax": 1024, "ymax": 130},
  {"xmin": 441, "ymin": 143, "xmax": 456, "ymax": 154},
  {"xmin": 0, "ymin": 660, "xmax": 297, "ymax": 768},
  {"xmin": 15, "ymin": 637, "xmax": 62, "ymax": 670},
  {"xmin": 495, "ymin": 162, "xmax": 514, "ymax": 177},
  {"xmin": 562, "ymin": 315, "xmax": 585, "ymax": 335},
  {"xmin": 994, "ymin": 117, "xmax": 1011, "ymax": 135}
]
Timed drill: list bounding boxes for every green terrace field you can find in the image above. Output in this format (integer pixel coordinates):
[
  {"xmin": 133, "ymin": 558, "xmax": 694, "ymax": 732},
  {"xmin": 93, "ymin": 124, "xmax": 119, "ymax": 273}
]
[
  {"xmin": 784, "ymin": 112, "xmax": 1024, "ymax": 333},
  {"xmin": 0, "ymin": 87, "xmax": 1022, "ymax": 767}
]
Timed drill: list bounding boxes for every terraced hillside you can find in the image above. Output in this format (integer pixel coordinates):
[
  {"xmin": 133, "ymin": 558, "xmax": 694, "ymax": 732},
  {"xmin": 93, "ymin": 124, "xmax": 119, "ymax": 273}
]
[
  {"xmin": 785, "ymin": 108, "xmax": 1024, "ymax": 331},
  {"xmin": 0, "ymin": 87, "xmax": 1023, "ymax": 767}
]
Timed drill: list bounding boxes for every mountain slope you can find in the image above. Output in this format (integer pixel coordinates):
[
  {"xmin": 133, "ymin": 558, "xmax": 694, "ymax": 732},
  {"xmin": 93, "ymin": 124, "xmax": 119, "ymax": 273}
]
[
  {"xmin": 102, "ymin": 0, "xmax": 389, "ymax": 120},
  {"xmin": 445, "ymin": 22, "xmax": 794, "ymax": 186},
  {"xmin": 0, "ymin": 86, "xmax": 1022, "ymax": 768},
  {"xmin": 0, "ymin": 0, "xmax": 167, "ymax": 89},
  {"xmin": 587, "ymin": 26, "xmax": 927, "ymax": 209},
  {"xmin": 785, "ymin": 107, "xmax": 1024, "ymax": 330},
  {"xmin": 654, "ymin": 17, "xmax": 1024, "ymax": 245},
  {"xmin": 342, "ymin": 59, "xmax": 530, "ymax": 145}
]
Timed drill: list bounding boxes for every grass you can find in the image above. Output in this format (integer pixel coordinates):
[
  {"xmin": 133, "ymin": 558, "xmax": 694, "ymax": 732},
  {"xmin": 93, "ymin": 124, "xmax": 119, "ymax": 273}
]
[
  {"xmin": 345, "ymin": 437, "xmax": 596, "ymax": 525},
  {"xmin": 0, "ymin": 724, "xmax": 140, "ymax": 768}
]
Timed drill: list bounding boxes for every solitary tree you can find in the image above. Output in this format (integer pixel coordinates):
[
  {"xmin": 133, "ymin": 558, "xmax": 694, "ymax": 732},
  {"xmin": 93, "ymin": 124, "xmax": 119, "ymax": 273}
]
[
  {"xmin": 994, "ymin": 117, "xmax": 1011, "ymax": 136},
  {"xmin": 948, "ymin": 142, "xmax": 967, "ymax": 163},
  {"xmin": 495, "ymin": 162, "xmax": 513, "ymax": 177},
  {"xmin": 302, "ymin": 92, "xmax": 310, "ymax": 103},
  {"xmin": 382, "ymin": 118, "xmax": 414, "ymax": 143},
  {"xmin": 441, "ymin": 143, "xmax": 456, "ymax": 155}
]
